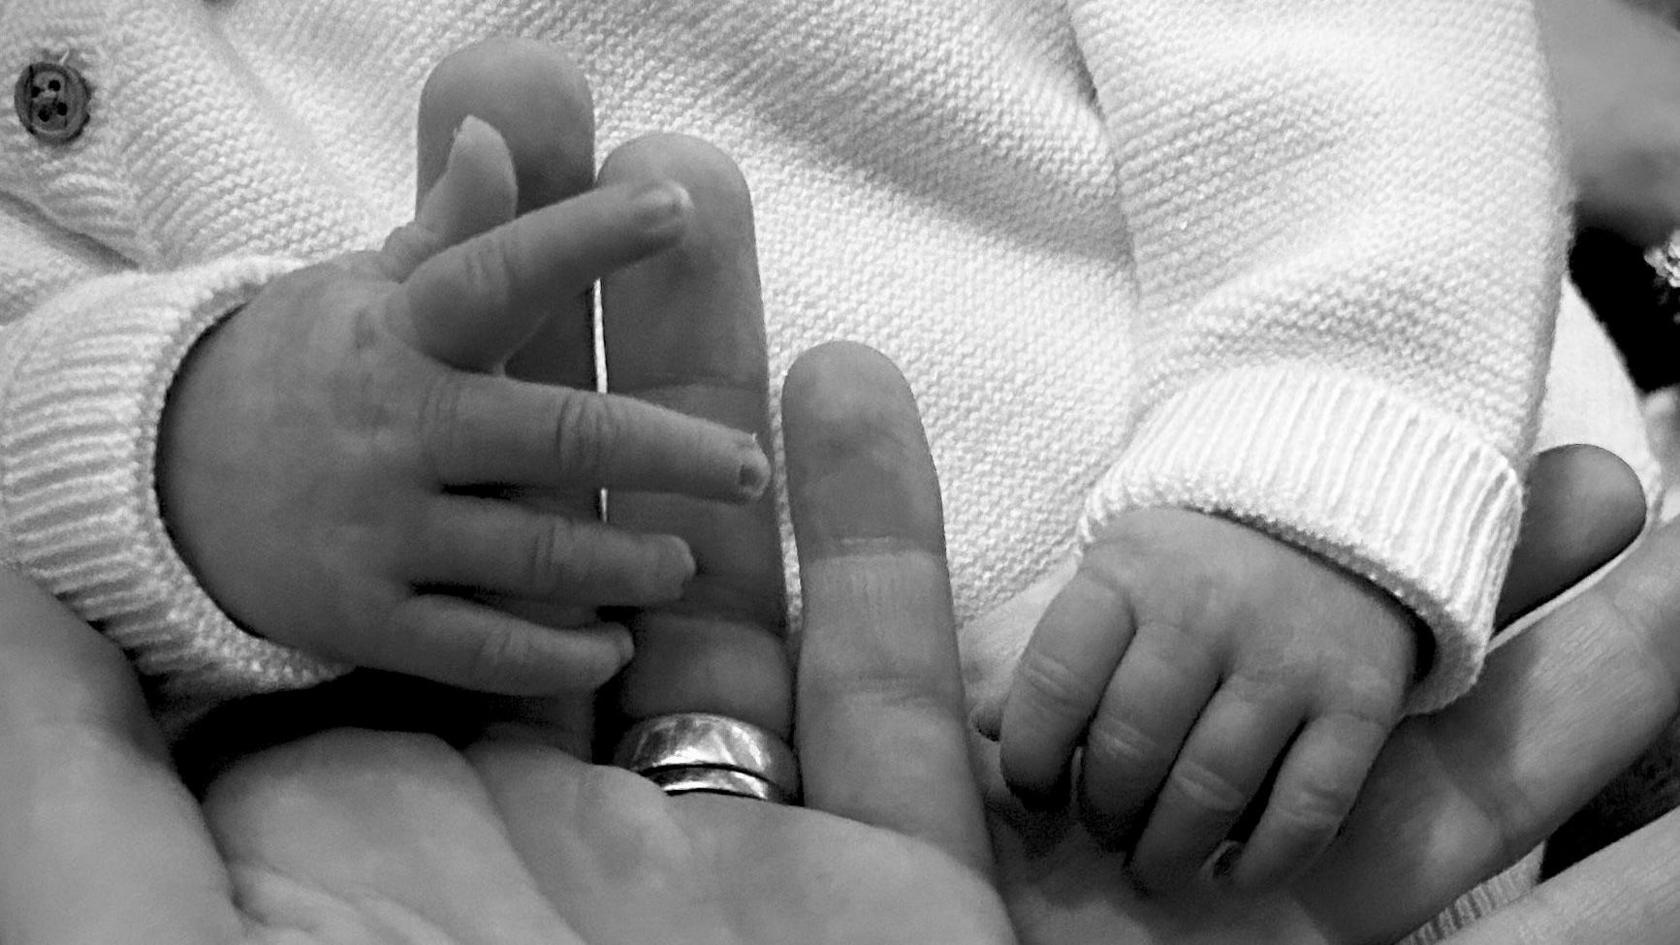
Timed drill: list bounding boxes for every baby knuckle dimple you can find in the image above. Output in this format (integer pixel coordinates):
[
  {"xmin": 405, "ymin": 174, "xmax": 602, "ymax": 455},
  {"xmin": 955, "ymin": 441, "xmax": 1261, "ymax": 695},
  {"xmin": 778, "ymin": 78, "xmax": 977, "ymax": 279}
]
[
  {"xmin": 464, "ymin": 623, "xmax": 536, "ymax": 690},
  {"xmin": 1322, "ymin": 679, "xmax": 1405, "ymax": 732},
  {"xmin": 1271, "ymin": 771, "xmax": 1361, "ymax": 832},
  {"xmin": 1221, "ymin": 670, "xmax": 1301, "ymax": 712},
  {"xmin": 1015, "ymin": 647, "xmax": 1103, "ymax": 719},
  {"xmin": 1084, "ymin": 717, "xmax": 1170, "ymax": 772},
  {"xmin": 414, "ymin": 374, "xmax": 467, "ymax": 476},
  {"xmin": 552, "ymin": 391, "xmax": 616, "ymax": 481},
  {"xmin": 1135, "ymin": 617, "xmax": 1221, "ymax": 680},
  {"xmin": 521, "ymin": 517, "xmax": 585, "ymax": 598},
  {"xmin": 1167, "ymin": 757, "xmax": 1249, "ymax": 814},
  {"xmin": 455, "ymin": 228, "xmax": 518, "ymax": 311}
]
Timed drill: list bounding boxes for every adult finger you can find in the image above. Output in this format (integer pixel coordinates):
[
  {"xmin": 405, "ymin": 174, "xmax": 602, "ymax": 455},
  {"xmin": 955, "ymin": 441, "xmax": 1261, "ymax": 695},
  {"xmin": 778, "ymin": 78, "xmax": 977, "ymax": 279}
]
[
  {"xmin": 1494, "ymin": 444, "xmax": 1646, "ymax": 627},
  {"xmin": 0, "ymin": 569, "xmax": 241, "ymax": 944},
  {"xmin": 396, "ymin": 180, "xmax": 691, "ymax": 371},
  {"xmin": 785, "ymin": 341, "xmax": 994, "ymax": 877},
  {"xmin": 415, "ymin": 37, "xmax": 595, "ymax": 217},
  {"xmin": 1299, "ymin": 513, "xmax": 1680, "ymax": 943},
  {"xmin": 419, "ymin": 373, "xmax": 769, "ymax": 499},
  {"xmin": 412, "ymin": 37, "xmax": 601, "ymax": 388},
  {"xmin": 599, "ymin": 134, "xmax": 792, "ymax": 739}
]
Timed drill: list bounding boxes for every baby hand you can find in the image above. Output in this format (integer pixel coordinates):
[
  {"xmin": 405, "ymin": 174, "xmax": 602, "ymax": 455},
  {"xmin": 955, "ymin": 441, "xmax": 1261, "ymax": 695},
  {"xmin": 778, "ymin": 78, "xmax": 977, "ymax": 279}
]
[
  {"xmin": 158, "ymin": 118, "xmax": 770, "ymax": 695},
  {"xmin": 996, "ymin": 508, "xmax": 1417, "ymax": 894}
]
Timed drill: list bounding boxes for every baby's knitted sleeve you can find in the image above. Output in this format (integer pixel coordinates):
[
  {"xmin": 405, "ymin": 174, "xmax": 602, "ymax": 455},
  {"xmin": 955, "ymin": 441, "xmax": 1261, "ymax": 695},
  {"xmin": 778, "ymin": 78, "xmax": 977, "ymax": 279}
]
[
  {"xmin": 0, "ymin": 194, "xmax": 342, "ymax": 712},
  {"xmin": 1070, "ymin": 0, "xmax": 1565, "ymax": 712}
]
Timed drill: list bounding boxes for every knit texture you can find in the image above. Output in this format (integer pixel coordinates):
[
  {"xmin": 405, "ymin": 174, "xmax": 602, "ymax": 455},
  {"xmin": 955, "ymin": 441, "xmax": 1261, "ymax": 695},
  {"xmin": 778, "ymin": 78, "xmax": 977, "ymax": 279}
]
[
  {"xmin": 0, "ymin": 0, "xmax": 1658, "ymax": 727},
  {"xmin": 0, "ymin": 0, "xmax": 1660, "ymax": 933}
]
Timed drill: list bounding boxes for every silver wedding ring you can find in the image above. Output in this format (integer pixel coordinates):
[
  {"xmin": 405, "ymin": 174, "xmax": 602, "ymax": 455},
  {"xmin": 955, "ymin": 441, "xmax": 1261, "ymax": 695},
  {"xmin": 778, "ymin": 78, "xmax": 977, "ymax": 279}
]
[{"xmin": 613, "ymin": 712, "xmax": 800, "ymax": 804}]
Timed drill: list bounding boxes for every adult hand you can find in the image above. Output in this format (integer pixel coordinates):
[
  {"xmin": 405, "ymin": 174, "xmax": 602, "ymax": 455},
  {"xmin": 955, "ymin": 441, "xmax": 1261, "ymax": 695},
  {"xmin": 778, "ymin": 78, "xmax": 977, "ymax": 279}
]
[
  {"xmin": 6, "ymin": 36, "xmax": 1672, "ymax": 945},
  {"xmin": 210, "ymin": 338, "xmax": 1010, "ymax": 945},
  {"xmin": 0, "ymin": 339, "xmax": 1664, "ymax": 945},
  {"xmin": 470, "ymin": 38, "xmax": 1669, "ymax": 944},
  {"xmin": 0, "ymin": 42, "xmax": 1003, "ymax": 945},
  {"xmin": 1536, "ymin": 0, "xmax": 1680, "ymax": 244},
  {"xmin": 0, "ymin": 348, "xmax": 1015, "ymax": 945},
  {"xmin": 406, "ymin": 39, "xmax": 794, "ymax": 752}
]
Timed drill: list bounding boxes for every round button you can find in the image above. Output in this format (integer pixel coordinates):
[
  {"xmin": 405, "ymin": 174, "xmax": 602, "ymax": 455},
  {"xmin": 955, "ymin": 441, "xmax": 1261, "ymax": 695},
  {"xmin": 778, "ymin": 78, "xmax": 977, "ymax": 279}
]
[{"xmin": 13, "ymin": 61, "xmax": 90, "ymax": 144}]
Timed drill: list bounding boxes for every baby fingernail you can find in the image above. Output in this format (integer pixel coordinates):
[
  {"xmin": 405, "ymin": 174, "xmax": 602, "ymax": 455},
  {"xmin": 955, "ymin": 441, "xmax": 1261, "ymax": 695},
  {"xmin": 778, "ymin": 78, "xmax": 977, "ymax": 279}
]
[
  {"xmin": 1206, "ymin": 840, "xmax": 1243, "ymax": 884},
  {"xmin": 631, "ymin": 180, "xmax": 692, "ymax": 235},
  {"xmin": 738, "ymin": 439, "xmax": 772, "ymax": 499},
  {"xmin": 671, "ymin": 539, "xmax": 697, "ymax": 580},
  {"xmin": 654, "ymin": 538, "xmax": 697, "ymax": 598}
]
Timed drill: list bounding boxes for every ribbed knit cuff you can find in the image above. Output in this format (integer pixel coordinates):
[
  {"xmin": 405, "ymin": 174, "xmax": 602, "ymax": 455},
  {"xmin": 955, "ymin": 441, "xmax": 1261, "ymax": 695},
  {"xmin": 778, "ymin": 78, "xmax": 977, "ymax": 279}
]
[
  {"xmin": 0, "ymin": 256, "xmax": 345, "ymax": 711},
  {"xmin": 1081, "ymin": 368, "xmax": 1524, "ymax": 714}
]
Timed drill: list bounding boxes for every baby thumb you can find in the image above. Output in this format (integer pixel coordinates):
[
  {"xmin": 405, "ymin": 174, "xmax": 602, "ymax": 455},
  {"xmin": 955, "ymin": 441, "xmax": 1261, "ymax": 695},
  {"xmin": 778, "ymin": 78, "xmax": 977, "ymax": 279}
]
[{"xmin": 384, "ymin": 115, "xmax": 518, "ymax": 279}]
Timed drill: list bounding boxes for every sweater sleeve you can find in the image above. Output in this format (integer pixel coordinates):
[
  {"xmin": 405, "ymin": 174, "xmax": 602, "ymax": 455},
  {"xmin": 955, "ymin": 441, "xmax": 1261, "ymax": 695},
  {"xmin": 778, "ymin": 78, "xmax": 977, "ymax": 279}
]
[
  {"xmin": 0, "ymin": 194, "xmax": 343, "ymax": 711},
  {"xmin": 1069, "ymin": 0, "xmax": 1566, "ymax": 712}
]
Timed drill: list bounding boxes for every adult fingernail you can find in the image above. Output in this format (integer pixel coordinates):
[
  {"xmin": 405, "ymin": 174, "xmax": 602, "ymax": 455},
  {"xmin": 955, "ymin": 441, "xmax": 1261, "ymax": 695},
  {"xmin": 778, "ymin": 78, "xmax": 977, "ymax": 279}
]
[
  {"xmin": 631, "ymin": 180, "xmax": 692, "ymax": 237},
  {"xmin": 737, "ymin": 437, "xmax": 772, "ymax": 499}
]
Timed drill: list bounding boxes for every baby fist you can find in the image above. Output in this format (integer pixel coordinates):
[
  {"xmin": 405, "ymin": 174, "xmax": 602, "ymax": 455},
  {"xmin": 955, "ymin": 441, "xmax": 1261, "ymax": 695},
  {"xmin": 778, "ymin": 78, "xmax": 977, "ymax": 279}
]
[{"xmin": 996, "ymin": 508, "xmax": 1418, "ymax": 893}]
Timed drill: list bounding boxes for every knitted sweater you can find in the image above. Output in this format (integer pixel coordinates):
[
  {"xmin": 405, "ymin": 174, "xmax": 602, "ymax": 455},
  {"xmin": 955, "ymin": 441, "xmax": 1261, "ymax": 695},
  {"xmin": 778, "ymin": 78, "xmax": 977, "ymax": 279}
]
[{"xmin": 0, "ymin": 0, "xmax": 1656, "ymax": 729}]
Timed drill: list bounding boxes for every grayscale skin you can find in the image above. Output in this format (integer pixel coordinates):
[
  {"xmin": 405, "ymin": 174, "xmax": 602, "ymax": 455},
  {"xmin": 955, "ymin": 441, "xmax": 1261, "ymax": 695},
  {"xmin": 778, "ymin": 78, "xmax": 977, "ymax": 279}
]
[{"xmin": 0, "ymin": 37, "xmax": 1667, "ymax": 945}]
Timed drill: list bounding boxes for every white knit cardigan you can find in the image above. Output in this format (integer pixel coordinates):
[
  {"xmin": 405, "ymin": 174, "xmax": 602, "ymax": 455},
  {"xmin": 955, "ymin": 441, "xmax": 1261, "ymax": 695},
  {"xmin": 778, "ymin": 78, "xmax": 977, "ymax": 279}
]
[{"xmin": 0, "ymin": 0, "xmax": 1656, "ymax": 718}]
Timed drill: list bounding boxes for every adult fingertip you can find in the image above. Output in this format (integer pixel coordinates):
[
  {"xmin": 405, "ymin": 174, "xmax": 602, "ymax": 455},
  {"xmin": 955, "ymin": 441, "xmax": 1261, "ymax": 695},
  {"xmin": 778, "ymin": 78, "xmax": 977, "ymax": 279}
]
[
  {"xmin": 415, "ymin": 37, "xmax": 594, "ymax": 213},
  {"xmin": 782, "ymin": 342, "xmax": 944, "ymax": 557},
  {"xmin": 1498, "ymin": 443, "xmax": 1648, "ymax": 627}
]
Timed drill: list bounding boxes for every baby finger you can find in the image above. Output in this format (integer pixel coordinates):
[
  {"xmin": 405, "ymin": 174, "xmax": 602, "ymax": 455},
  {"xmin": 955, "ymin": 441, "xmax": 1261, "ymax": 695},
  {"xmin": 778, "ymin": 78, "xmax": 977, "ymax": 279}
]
[
  {"xmin": 420, "ymin": 375, "xmax": 770, "ymax": 502},
  {"xmin": 411, "ymin": 495, "xmax": 696, "ymax": 605},
  {"xmin": 370, "ymin": 595, "xmax": 632, "ymax": 694},
  {"xmin": 1223, "ymin": 709, "xmax": 1388, "ymax": 891},
  {"xmin": 395, "ymin": 180, "xmax": 692, "ymax": 371},
  {"xmin": 998, "ymin": 568, "xmax": 1136, "ymax": 807},
  {"xmin": 1074, "ymin": 620, "xmax": 1219, "ymax": 848},
  {"xmin": 1126, "ymin": 680, "xmax": 1298, "ymax": 894}
]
